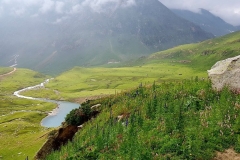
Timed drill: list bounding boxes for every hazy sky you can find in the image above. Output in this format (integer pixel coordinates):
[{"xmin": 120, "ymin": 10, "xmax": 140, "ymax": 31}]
[{"xmin": 0, "ymin": 0, "xmax": 239, "ymax": 26}]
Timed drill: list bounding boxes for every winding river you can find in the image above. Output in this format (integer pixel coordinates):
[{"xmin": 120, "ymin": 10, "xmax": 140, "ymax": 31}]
[{"xmin": 13, "ymin": 79, "xmax": 80, "ymax": 128}]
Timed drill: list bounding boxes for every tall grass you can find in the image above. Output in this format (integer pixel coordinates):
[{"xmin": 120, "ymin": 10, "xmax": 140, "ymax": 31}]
[{"xmin": 47, "ymin": 79, "xmax": 240, "ymax": 159}]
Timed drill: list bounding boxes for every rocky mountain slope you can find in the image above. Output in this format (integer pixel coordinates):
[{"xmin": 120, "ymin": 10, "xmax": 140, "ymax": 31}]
[
  {"xmin": 0, "ymin": 0, "xmax": 213, "ymax": 75},
  {"xmin": 172, "ymin": 9, "xmax": 238, "ymax": 37}
]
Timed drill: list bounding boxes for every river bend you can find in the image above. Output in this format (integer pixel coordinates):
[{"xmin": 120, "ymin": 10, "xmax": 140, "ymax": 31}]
[{"xmin": 13, "ymin": 79, "xmax": 79, "ymax": 127}]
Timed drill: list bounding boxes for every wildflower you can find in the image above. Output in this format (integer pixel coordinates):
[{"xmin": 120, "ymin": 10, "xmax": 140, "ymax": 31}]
[{"xmin": 126, "ymin": 118, "xmax": 129, "ymax": 127}]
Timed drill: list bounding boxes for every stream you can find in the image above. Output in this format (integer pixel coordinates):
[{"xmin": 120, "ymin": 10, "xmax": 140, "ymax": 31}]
[{"xmin": 13, "ymin": 79, "xmax": 80, "ymax": 128}]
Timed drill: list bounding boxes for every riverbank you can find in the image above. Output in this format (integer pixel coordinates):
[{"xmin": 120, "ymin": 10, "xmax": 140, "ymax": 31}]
[
  {"xmin": 73, "ymin": 95, "xmax": 108, "ymax": 104},
  {"xmin": 13, "ymin": 78, "xmax": 81, "ymax": 128}
]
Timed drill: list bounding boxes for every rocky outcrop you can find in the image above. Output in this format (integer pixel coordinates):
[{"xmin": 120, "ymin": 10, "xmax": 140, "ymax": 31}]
[
  {"xmin": 35, "ymin": 125, "xmax": 78, "ymax": 160},
  {"xmin": 208, "ymin": 55, "xmax": 240, "ymax": 92}
]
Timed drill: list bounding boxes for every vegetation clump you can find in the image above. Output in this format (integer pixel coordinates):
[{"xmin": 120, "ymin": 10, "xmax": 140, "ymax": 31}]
[
  {"xmin": 65, "ymin": 101, "xmax": 100, "ymax": 126},
  {"xmin": 47, "ymin": 79, "xmax": 240, "ymax": 159}
]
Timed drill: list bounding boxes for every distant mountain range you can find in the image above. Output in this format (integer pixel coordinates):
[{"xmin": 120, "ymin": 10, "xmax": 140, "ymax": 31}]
[
  {"xmin": 172, "ymin": 8, "xmax": 239, "ymax": 37},
  {"xmin": 0, "ymin": 0, "xmax": 213, "ymax": 75}
]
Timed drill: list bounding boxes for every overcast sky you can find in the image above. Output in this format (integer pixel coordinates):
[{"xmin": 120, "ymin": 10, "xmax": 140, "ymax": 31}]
[{"xmin": 0, "ymin": 0, "xmax": 239, "ymax": 26}]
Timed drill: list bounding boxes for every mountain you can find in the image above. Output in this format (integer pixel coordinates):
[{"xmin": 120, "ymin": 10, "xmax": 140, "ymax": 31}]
[
  {"xmin": 0, "ymin": 0, "xmax": 213, "ymax": 75},
  {"xmin": 172, "ymin": 8, "xmax": 238, "ymax": 37}
]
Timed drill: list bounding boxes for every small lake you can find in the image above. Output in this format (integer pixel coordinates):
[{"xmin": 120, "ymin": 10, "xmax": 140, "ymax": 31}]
[{"xmin": 14, "ymin": 79, "xmax": 80, "ymax": 128}]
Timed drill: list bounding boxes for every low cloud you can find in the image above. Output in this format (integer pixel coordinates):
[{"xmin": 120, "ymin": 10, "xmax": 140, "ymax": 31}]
[
  {"xmin": 55, "ymin": 1, "xmax": 65, "ymax": 14},
  {"xmin": 0, "ymin": 0, "xmax": 239, "ymax": 26},
  {"xmin": 0, "ymin": 6, "xmax": 3, "ymax": 16},
  {"xmin": 52, "ymin": 16, "xmax": 68, "ymax": 24},
  {"xmin": 12, "ymin": 8, "xmax": 25, "ymax": 16},
  {"xmin": 69, "ymin": 4, "xmax": 83, "ymax": 14},
  {"xmin": 39, "ymin": 0, "xmax": 55, "ymax": 14},
  {"xmin": 81, "ymin": 0, "xmax": 136, "ymax": 13}
]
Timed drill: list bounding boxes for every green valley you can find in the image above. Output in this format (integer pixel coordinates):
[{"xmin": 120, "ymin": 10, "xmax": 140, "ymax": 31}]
[
  {"xmin": 0, "ymin": 68, "xmax": 56, "ymax": 160},
  {"xmin": 0, "ymin": 31, "xmax": 240, "ymax": 159},
  {"xmin": 22, "ymin": 31, "xmax": 240, "ymax": 101}
]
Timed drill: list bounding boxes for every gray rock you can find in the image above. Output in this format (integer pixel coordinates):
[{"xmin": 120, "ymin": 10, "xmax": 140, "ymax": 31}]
[{"xmin": 208, "ymin": 55, "xmax": 240, "ymax": 92}]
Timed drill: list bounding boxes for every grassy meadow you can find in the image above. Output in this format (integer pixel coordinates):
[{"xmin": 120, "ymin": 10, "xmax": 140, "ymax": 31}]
[
  {"xmin": 0, "ymin": 67, "xmax": 12, "ymax": 75},
  {"xmin": 0, "ymin": 68, "xmax": 55, "ymax": 160},
  {"xmin": 22, "ymin": 62, "xmax": 206, "ymax": 101}
]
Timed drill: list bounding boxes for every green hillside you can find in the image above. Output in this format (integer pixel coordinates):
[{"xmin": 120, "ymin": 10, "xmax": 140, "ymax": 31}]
[
  {"xmin": 47, "ymin": 80, "xmax": 240, "ymax": 159},
  {"xmin": 40, "ymin": 31, "xmax": 240, "ymax": 159},
  {"xmin": 146, "ymin": 31, "xmax": 240, "ymax": 71},
  {"xmin": 0, "ymin": 67, "xmax": 12, "ymax": 75},
  {"xmin": 22, "ymin": 31, "xmax": 240, "ymax": 101},
  {"xmin": 0, "ymin": 68, "xmax": 55, "ymax": 160}
]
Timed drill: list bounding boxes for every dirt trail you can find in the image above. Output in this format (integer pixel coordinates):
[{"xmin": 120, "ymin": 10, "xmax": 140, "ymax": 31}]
[
  {"xmin": 0, "ymin": 68, "xmax": 17, "ymax": 78},
  {"xmin": 214, "ymin": 148, "xmax": 240, "ymax": 160}
]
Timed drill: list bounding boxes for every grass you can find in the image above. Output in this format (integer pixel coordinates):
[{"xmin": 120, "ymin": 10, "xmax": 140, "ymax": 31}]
[
  {"xmin": 1, "ymin": 31, "xmax": 240, "ymax": 159},
  {"xmin": 146, "ymin": 31, "xmax": 240, "ymax": 71},
  {"xmin": 0, "ymin": 67, "xmax": 12, "ymax": 75},
  {"xmin": 47, "ymin": 79, "xmax": 240, "ymax": 159},
  {"xmin": 21, "ymin": 62, "xmax": 206, "ymax": 101},
  {"xmin": 0, "ymin": 68, "xmax": 56, "ymax": 160}
]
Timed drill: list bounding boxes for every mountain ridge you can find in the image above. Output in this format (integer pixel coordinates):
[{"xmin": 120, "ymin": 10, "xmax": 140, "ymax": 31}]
[
  {"xmin": 172, "ymin": 8, "xmax": 238, "ymax": 36},
  {"xmin": 0, "ymin": 0, "xmax": 213, "ymax": 75}
]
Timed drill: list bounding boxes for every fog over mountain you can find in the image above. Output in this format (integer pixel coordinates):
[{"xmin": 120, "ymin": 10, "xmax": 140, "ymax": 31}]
[
  {"xmin": 0, "ymin": 0, "xmax": 213, "ymax": 74},
  {"xmin": 159, "ymin": 0, "xmax": 240, "ymax": 26},
  {"xmin": 172, "ymin": 9, "xmax": 239, "ymax": 37}
]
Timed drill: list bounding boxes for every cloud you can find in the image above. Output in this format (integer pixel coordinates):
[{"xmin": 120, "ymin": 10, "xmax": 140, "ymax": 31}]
[
  {"xmin": 81, "ymin": 0, "xmax": 136, "ymax": 13},
  {"xmin": 0, "ymin": 0, "xmax": 239, "ymax": 26},
  {"xmin": 12, "ymin": 8, "xmax": 25, "ymax": 16},
  {"xmin": 52, "ymin": 16, "xmax": 68, "ymax": 24},
  {"xmin": 69, "ymin": 4, "xmax": 83, "ymax": 14},
  {"xmin": 158, "ymin": 0, "xmax": 240, "ymax": 26},
  {"xmin": 0, "ymin": 6, "xmax": 3, "ymax": 16},
  {"xmin": 39, "ymin": 0, "xmax": 55, "ymax": 14},
  {"xmin": 2, "ymin": 0, "xmax": 42, "ymax": 7},
  {"xmin": 55, "ymin": 1, "xmax": 65, "ymax": 14}
]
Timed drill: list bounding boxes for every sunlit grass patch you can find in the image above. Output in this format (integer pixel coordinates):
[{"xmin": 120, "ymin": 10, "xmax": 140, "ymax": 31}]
[{"xmin": 43, "ymin": 62, "xmax": 206, "ymax": 100}]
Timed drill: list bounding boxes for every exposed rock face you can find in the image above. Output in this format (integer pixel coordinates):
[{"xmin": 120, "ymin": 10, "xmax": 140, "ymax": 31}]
[
  {"xmin": 208, "ymin": 55, "xmax": 240, "ymax": 92},
  {"xmin": 35, "ymin": 125, "xmax": 78, "ymax": 160}
]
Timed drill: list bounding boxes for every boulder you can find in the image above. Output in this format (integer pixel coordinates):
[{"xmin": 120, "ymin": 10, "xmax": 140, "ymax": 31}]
[{"xmin": 208, "ymin": 55, "xmax": 240, "ymax": 92}]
